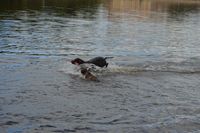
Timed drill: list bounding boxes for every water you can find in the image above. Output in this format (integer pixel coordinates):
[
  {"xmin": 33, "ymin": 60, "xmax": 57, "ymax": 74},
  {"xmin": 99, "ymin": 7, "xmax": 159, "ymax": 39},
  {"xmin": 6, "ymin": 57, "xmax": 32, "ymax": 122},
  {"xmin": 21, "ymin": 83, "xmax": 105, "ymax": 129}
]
[{"xmin": 0, "ymin": 0, "xmax": 200, "ymax": 132}]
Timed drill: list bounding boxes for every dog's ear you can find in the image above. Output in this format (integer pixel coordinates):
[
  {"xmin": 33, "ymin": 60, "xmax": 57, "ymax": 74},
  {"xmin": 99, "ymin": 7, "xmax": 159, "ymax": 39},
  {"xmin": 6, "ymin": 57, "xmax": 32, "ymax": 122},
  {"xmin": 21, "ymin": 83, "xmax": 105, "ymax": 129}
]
[{"xmin": 77, "ymin": 58, "xmax": 84, "ymax": 64}]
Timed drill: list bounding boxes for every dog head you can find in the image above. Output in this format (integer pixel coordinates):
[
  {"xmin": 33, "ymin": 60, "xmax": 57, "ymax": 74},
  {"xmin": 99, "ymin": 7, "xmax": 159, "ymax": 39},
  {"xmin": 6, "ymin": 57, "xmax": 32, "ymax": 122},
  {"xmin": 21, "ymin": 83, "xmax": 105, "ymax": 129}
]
[
  {"xmin": 71, "ymin": 58, "xmax": 85, "ymax": 65},
  {"xmin": 81, "ymin": 68, "xmax": 98, "ymax": 81},
  {"xmin": 81, "ymin": 69, "xmax": 88, "ymax": 75}
]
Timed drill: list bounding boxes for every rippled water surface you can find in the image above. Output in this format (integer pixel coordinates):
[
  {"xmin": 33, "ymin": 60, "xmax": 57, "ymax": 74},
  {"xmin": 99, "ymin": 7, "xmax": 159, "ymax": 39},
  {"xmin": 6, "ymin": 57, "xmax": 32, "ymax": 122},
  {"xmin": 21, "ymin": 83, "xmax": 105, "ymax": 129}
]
[{"xmin": 1, "ymin": 0, "xmax": 200, "ymax": 133}]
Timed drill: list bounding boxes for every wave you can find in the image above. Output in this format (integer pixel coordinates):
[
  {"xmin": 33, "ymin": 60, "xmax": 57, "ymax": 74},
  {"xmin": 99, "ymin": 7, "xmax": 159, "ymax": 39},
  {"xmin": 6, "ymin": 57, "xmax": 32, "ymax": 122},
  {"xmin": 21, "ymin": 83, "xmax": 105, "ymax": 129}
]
[
  {"xmin": 107, "ymin": 65, "xmax": 200, "ymax": 74},
  {"xmin": 61, "ymin": 59, "xmax": 200, "ymax": 76},
  {"xmin": 90, "ymin": 59, "xmax": 200, "ymax": 74}
]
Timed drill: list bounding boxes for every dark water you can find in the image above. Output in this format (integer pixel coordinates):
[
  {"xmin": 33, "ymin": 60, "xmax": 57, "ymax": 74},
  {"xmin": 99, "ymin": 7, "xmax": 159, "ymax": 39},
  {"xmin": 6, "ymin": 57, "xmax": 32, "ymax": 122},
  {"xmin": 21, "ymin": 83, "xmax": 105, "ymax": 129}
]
[{"xmin": 1, "ymin": 0, "xmax": 200, "ymax": 133}]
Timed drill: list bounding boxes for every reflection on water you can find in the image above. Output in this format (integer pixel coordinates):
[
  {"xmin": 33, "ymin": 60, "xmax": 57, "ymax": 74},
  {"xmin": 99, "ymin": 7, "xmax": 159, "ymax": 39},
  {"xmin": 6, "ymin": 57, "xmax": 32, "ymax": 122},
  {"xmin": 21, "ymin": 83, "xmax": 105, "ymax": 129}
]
[
  {"xmin": 1, "ymin": 1, "xmax": 200, "ymax": 133},
  {"xmin": 0, "ymin": 0, "xmax": 102, "ymax": 19},
  {"xmin": 105, "ymin": 0, "xmax": 200, "ymax": 22},
  {"xmin": 106, "ymin": 0, "xmax": 200, "ymax": 13},
  {"xmin": 0, "ymin": 0, "xmax": 200, "ymax": 67},
  {"xmin": 0, "ymin": 0, "xmax": 101, "ymax": 10},
  {"xmin": 1, "ymin": 0, "xmax": 200, "ymax": 19},
  {"xmin": 0, "ymin": 0, "xmax": 200, "ymax": 66}
]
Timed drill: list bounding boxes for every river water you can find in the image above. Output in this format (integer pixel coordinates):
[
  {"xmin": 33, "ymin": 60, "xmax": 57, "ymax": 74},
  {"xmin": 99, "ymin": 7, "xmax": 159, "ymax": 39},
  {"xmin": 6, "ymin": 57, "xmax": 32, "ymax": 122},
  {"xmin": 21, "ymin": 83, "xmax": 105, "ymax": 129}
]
[{"xmin": 0, "ymin": 0, "xmax": 200, "ymax": 132}]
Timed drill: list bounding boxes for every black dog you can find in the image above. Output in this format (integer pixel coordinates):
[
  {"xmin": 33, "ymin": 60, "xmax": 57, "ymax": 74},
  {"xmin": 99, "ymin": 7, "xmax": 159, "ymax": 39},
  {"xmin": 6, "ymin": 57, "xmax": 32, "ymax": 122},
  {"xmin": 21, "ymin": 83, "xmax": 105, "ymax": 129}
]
[{"xmin": 71, "ymin": 57, "xmax": 113, "ymax": 68}]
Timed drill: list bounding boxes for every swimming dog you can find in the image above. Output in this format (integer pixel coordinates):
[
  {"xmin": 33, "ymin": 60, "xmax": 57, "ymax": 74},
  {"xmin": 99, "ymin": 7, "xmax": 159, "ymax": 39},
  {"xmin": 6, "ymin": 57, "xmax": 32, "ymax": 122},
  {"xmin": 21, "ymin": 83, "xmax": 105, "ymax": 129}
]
[
  {"xmin": 81, "ymin": 68, "xmax": 99, "ymax": 81},
  {"xmin": 71, "ymin": 57, "xmax": 113, "ymax": 68}
]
